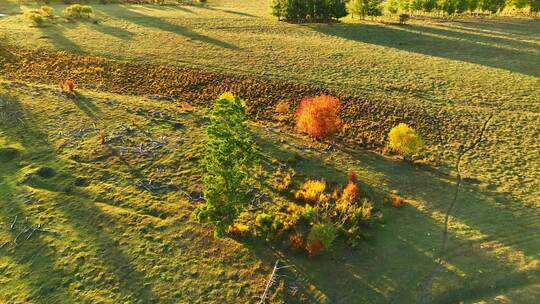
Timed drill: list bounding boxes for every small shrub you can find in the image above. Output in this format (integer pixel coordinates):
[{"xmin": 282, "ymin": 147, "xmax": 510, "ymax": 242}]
[
  {"xmin": 255, "ymin": 213, "xmax": 273, "ymax": 228},
  {"xmin": 296, "ymin": 95, "xmax": 342, "ymax": 139},
  {"xmin": 275, "ymin": 101, "xmax": 290, "ymax": 114},
  {"xmin": 275, "ymin": 101, "xmax": 290, "ymax": 121},
  {"xmin": 81, "ymin": 5, "xmax": 93, "ymax": 18},
  {"xmin": 64, "ymin": 4, "xmax": 84, "ymax": 18},
  {"xmin": 97, "ymin": 131, "xmax": 106, "ymax": 145},
  {"xmin": 274, "ymin": 168, "xmax": 295, "ymax": 192},
  {"xmin": 337, "ymin": 182, "xmax": 359, "ymax": 211},
  {"xmin": 307, "ymin": 223, "xmax": 337, "ymax": 251},
  {"xmin": 389, "ymin": 195, "xmax": 407, "ymax": 208},
  {"xmin": 24, "ymin": 11, "xmax": 45, "ymax": 26},
  {"xmin": 300, "ymin": 204, "xmax": 318, "ymax": 223},
  {"xmin": 347, "ymin": 170, "xmax": 358, "ymax": 183},
  {"xmin": 388, "ymin": 123, "xmax": 423, "ymax": 158},
  {"xmin": 351, "ymin": 199, "xmax": 373, "ymax": 224},
  {"xmin": 295, "ymin": 180, "xmax": 328, "ymax": 205},
  {"xmin": 399, "ymin": 13, "xmax": 410, "ymax": 25},
  {"xmin": 256, "ymin": 213, "xmax": 284, "ymax": 240},
  {"xmin": 40, "ymin": 6, "xmax": 54, "ymax": 17},
  {"xmin": 66, "ymin": 79, "xmax": 76, "ymax": 95},
  {"xmin": 305, "ymin": 239, "xmax": 325, "ymax": 257},
  {"xmin": 287, "ymin": 233, "xmax": 305, "ymax": 252},
  {"xmin": 227, "ymin": 223, "xmax": 250, "ymax": 238}
]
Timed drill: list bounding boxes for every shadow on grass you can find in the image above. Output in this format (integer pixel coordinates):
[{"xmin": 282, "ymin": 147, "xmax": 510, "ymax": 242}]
[
  {"xmin": 250, "ymin": 128, "xmax": 540, "ymax": 303},
  {"xmin": 104, "ymin": 5, "xmax": 239, "ymax": 50},
  {"xmin": 200, "ymin": 6, "xmax": 258, "ymax": 18},
  {"xmin": 71, "ymin": 93, "xmax": 103, "ymax": 120},
  {"xmin": 89, "ymin": 20, "xmax": 135, "ymax": 40},
  {"xmin": 36, "ymin": 22, "xmax": 83, "ymax": 53},
  {"xmin": 310, "ymin": 22, "xmax": 540, "ymax": 77},
  {"xmin": 0, "ymin": 93, "xmax": 157, "ymax": 303}
]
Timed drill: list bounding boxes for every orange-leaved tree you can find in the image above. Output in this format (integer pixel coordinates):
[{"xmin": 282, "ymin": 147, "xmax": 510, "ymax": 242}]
[{"xmin": 295, "ymin": 94, "xmax": 342, "ymax": 139}]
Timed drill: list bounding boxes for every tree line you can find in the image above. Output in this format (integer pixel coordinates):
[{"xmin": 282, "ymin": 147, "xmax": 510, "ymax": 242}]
[{"xmin": 272, "ymin": 0, "xmax": 540, "ymax": 22}]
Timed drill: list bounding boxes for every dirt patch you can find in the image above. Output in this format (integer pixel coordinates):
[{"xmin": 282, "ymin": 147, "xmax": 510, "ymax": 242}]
[{"xmin": 0, "ymin": 47, "xmax": 473, "ymax": 149}]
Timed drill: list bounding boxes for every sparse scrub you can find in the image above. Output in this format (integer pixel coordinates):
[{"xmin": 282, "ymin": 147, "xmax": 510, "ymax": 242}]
[
  {"xmin": 273, "ymin": 167, "xmax": 295, "ymax": 192},
  {"xmin": 295, "ymin": 179, "xmax": 328, "ymax": 205},
  {"xmin": 296, "ymin": 95, "xmax": 342, "ymax": 139},
  {"xmin": 287, "ymin": 233, "xmax": 305, "ymax": 252}
]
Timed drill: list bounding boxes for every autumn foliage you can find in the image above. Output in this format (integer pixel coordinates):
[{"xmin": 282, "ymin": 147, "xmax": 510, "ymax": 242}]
[
  {"xmin": 295, "ymin": 95, "xmax": 342, "ymax": 139},
  {"xmin": 305, "ymin": 239, "xmax": 325, "ymax": 257}
]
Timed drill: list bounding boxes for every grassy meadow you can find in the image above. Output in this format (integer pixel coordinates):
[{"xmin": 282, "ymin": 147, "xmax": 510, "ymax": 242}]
[{"xmin": 0, "ymin": 0, "xmax": 539, "ymax": 303}]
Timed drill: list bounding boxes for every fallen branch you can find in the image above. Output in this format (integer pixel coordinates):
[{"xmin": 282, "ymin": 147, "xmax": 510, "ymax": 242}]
[
  {"xmin": 257, "ymin": 260, "xmax": 294, "ymax": 303},
  {"xmin": 258, "ymin": 260, "xmax": 280, "ymax": 304},
  {"xmin": 441, "ymin": 113, "xmax": 493, "ymax": 253}
]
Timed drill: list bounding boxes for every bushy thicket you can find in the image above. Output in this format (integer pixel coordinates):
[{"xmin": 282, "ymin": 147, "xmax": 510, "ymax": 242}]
[
  {"xmin": 388, "ymin": 0, "xmax": 539, "ymax": 15},
  {"xmin": 193, "ymin": 93, "xmax": 257, "ymax": 238},
  {"xmin": 271, "ymin": 0, "xmax": 348, "ymax": 22},
  {"xmin": 228, "ymin": 169, "xmax": 383, "ymax": 256}
]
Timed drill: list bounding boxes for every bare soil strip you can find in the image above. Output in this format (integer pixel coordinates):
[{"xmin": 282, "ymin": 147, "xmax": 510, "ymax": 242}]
[{"xmin": 0, "ymin": 47, "xmax": 472, "ymax": 150}]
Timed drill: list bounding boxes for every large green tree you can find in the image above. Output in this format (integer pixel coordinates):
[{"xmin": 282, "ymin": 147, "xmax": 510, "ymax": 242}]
[{"xmin": 194, "ymin": 93, "xmax": 257, "ymax": 238}]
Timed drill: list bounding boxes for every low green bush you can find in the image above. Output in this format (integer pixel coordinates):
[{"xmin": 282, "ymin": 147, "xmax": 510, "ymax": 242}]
[
  {"xmin": 24, "ymin": 11, "xmax": 45, "ymax": 26},
  {"xmin": 64, "ymin": 4, "xmax": 93, "ymax": 18}
]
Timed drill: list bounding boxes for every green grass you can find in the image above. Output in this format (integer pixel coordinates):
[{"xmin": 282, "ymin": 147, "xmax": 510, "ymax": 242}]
[
  {"xmin": 1, "ymin": 1, "xmax": 539, "ymax": 206},
  {"xmin": 1, "ymin": 0, "xmax": 539, "ymax": 302},
  {"xmin": 1, "ymin": 81, "xmax": 539, "ymax": 303}
]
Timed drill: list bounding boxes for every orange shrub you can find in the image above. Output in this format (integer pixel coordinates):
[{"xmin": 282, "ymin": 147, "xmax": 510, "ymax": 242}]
[
  {"xmin": 287, "ymin": 233, "xmax": 305, "ymax": 252},
  {"xmin": 390, "ymin": 195, "xmax": 407, "ymax": 208},
  {"xmin": 66, "ymin": 79, "xmax": 76, "ymax": 96},
  {"xmin": 97, "ymin": 131, "xmax": 106, "ymax": 145},
  {"xmin": 295, "ymin": 95, "xmax": 341, "ymax": 139},
  {"xmin": 348, "ymin": 170, "xmax": 358, "ymax": 183},
  {"xmin": 275, "ymin": 101, "xmax": 290, "ymax": 114},
  {"xmin": 342, "ymin": 182, "xmax": 359, "ymax": 203},
  {"xmin": 305, "ymin": 239, "xmax": 325, "ymax": 257}
]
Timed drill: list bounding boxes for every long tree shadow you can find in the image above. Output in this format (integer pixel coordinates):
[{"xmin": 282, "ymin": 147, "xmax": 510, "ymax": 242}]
[
  {"xmin": 0, "ymin": 92, "xmax": 157, "ymax": 303},
  {"xmin": 199, "ymin": 6, "xmax": 258, "ymax": 18},
  {"xmin": 452, "ymin": 18, "xmax": 540, "ymax": 38},
  {"xmin": 104, "ymin": 5, "xmax": 239, "ymax": 50},
  {"xmin": 407, "ymin": 23, "xmax": 540, "ymax": 52},
  {"xmin": 311, "ymin": 22, "xmax": 540, "ymax": 77},
  {"xmin": 89, "ymin": 21, "xmax": 135, "ymax": 40},
  {"xmin": 249, "ymin": 128, "xmax": 540, "ymax": 303},
  {"xmin": 37, "ymin": 22, "xmax": 83, "ymax": 53}
]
